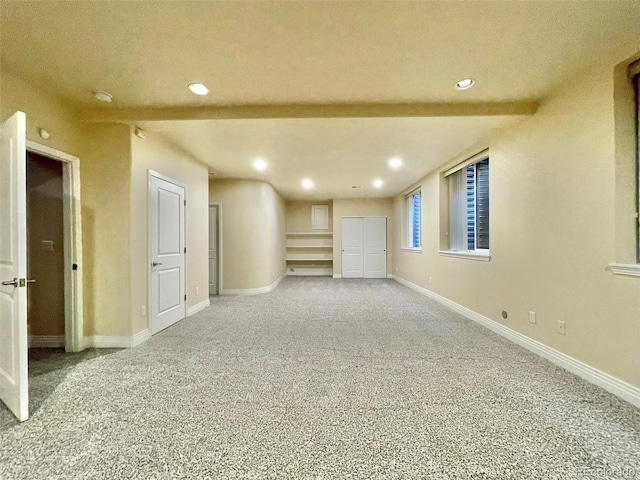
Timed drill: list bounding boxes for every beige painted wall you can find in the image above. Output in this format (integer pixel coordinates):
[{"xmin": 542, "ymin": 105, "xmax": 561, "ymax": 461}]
[
  {"xmin": 1, "ymin": 68, "xmax": 133, "ymax": 337},
  {"xmin": 333, "ymin": 198, "xmax": 394, "ymax": 276},
  {"xmin": 392, "ymin": 55, "xmax": 640, "ymax": 387},
  {"xmin": 286, "ymin": 200, "xmax": 333, "ymax": 232},
  {"xmin": 26, "ymin": 153, "xmax": 64, "ymax": 336},
  {"xmin": 209, "ymin": 179, "xmax": 286, "ymax": 290},
  {"xmin": 80, "ymin": 123, "xmax": 132, "ymax": 337},
  {"xmin": 0, "ymin": 69, "xmax": 82, "ymax": 155},
  {"xmin": 130, "ymin": 132, "xmax": 209, "ymax": 335}
]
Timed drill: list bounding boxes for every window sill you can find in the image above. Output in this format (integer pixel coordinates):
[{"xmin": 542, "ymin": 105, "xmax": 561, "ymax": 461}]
[
  {"xmin": 438, "ymin": 250, "xmax": 491, "ymax": 262},
  {"xmin": 607, "ymin": 263, "xmax": 640, "ymax": 278},
  {"xmin": 402, "ymin": 248, "xmax": 422, "ymax": 253}
]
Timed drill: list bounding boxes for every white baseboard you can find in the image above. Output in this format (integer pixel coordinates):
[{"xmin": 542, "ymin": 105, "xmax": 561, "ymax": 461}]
[
  {"xmin": 220, "ymin": 272, "xmax": 286, "ymax": 296},
  {"xmin": 333, "ymin": 274, "xmax": 342, "ymax": 279},
  {"xmin": 84, "ymin": 335, "xmax": 131, "ymax": 349},
  {"xmin": 187, "ymin": 298, "xmax": 210, "ymax": 316},
  {"xmin": 393, "ymin": 275, "xmax": 640, "ymax": 408},
  {"xmin": 131, "ymin": 329, "xmax": 151, "ymax": 347},
  {"xmin": 387, "ymin": 274, "xmax": 393, "ymax": 279},
  {"xmin": 29, "ymin": 335, "xmax": 65, "ymax": 348}
]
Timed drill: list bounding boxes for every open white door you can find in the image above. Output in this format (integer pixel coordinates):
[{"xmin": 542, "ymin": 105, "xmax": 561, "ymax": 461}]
[
  {"xmin": 150, "ymin": 172, "xmax": 186, "ymax": 335},
  {"xmin": 0, "ymin": 112, "xmax": 29, "ymax": 421}
]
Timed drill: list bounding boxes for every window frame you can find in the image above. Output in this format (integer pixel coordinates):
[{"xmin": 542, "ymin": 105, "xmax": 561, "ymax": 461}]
[
  {"xmin": 598, "ymin": 58, "xmax": 640, "ymax": 277},
  {"xmin": 440, "ymin": 150, "xmax": 491, "ymax": 261},
  {"xmin": 405, "ymin": 188, "xmax": 422, "ymax": 251},
  {"xmin": 634, "ymin": 67, "xmax": 639, "ymax": 262}
]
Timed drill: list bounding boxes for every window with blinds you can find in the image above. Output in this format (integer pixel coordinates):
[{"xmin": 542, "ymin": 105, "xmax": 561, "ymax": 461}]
[
  {"xmin": 406, "ymin": 189, "xmax": 421, "ymax": 249},
  {"xmin": 447, "ymin": 153, "xmax": 489, "ymax": 252}
]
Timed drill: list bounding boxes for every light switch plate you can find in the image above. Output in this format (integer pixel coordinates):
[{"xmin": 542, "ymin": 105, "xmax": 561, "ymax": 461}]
[{"xmin": 557, "ymin": 321, "xmax": 566, "ymax": 335}]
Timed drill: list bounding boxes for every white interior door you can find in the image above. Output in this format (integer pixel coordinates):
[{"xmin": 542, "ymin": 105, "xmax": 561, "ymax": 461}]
[
  {"xmin": 342, "ymin": 217, "xmax": 363, "ymax": 278},
  {"xmin": 150, "ymin": 173, "xmax": 186, "ymax": 335},
  {"xmin": 364, "ymin": 217, "xmax": 387, "ymax": 278},
  {"xmin": 209, "ymin": 205, "xmax": 218, "ymax": 295},
  {"xmin": 0, "ymin": 112, "xmax": 29, "ymax": 421}
]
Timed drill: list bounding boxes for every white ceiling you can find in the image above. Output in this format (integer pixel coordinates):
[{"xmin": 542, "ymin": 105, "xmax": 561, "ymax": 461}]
[
  {"xmin": 2, "ymin": 1, "xmax": 638, "ymax": 199},
  {"xmin": 142, "ymin": 116, "xmax": 523, "ymax": 200}
]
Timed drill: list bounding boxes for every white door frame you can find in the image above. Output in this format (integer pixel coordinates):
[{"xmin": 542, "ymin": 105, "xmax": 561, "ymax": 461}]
[
  {"xmin": 208, "ymin": 202, "xmax": 222, "ymax": 294},
  {"xmin": 25, "ymin": 140, "xmax": 84, "ymax": 352},
  {"xmin": 148, "ymin": 170, "xmax": 188, "ymax": 333}
]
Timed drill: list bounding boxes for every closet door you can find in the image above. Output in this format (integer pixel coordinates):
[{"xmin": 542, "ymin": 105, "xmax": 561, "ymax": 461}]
[
  {"xmin": 364, "ymin": 217, "xmax": 387, "ymax": 278},
  {"xmin": 341, "ymin": 217, "xmax": 363, "ymax": 278}
]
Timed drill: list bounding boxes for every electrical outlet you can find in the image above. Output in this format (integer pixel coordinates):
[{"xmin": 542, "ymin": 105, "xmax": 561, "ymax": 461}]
[
  {"xmin": 557, "ymin": 321, "xmax": 566, "ymax": 335},
  {"xmin": 141, "ymin": 305, "xmax": 146, "ymax": 317},
  {"xmin": 529, "ymin": 311, "xmax": 536, "ymax": 324},
  {"xmin": 42, "ymin": 240, "xmax": 54, "ymax": 252},
  {"xmin": 195, "ymin": 286, "xmax": 199, "ymax": 295}
]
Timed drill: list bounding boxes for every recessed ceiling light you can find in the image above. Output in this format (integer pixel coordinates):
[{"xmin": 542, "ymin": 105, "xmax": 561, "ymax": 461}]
[
  {"xmin": 455, "ymin": 78, "xmax": 475, "ymax": 90},
  {"xmin": 93, "ymin": 90, "xmax": 112, "ymax": 103},
  {"xmin": 388, "ymin": 157, "xmax": 403, "ymax": 169},
  {"xmin": 253, "ymin": 158, "xmax": 267, "ymax": 171},
  {"xmin": 373, "ymin": 179, "xmax": 384, "ymax": 188},
  {"xmin": 188, "ymin": 83, "xmax": 209, "ymax": 95},
  {"xmin": 302, "ymin": 179, "xmax": 313, "ymax": 190}
]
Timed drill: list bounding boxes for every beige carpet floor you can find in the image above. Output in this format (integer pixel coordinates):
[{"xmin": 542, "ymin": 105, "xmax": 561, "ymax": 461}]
[{"xmin": 1, "ymin": 277, "xmax": 639, "ymax": 479}]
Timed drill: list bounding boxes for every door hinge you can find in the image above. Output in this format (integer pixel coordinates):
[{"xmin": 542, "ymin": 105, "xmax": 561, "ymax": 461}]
[
  {"xmin": 184, "ymin": 247, "xmax": 187, "ymax": 253},
  {"xmin": 184, "ymin": 200, "xmax": 187, "ymax": 206},
  {"xmin": 184, "ymin": 295, "xmax": 187, "ymax": 301}
]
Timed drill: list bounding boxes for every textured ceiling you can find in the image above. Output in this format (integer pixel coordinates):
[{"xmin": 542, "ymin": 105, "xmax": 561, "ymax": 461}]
[
  {"xmin": 2, "ymin": 1, "xmax": 638, "ymax": 107},
  {"xmin": 141, "ymin": 116, "xmax": 524, "ymax": 200},
  {"xmin": 1, "ymin": 1, "xmax": 638, "ymax": 198}
]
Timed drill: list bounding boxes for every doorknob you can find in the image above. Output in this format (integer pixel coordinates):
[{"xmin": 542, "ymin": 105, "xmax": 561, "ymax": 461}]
[
  {"xmin": 152, "ymin": 262, "xmax": 163, "ymax": 267},
  {"xmin": 2, "ymin": 278, "xmax": 35, "ymax": 287}
]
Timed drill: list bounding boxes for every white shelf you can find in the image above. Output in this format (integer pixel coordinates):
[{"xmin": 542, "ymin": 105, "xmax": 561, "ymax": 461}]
[
  {"xmin": 286, "ymin": 232, "xmax": 333, "ymax": 236},
  {"xmin": 286, "ymin": 254, "xmax": 333, "ymax": 261},
  {"xmin": 288, "ymin": 268, "xmax": 333, "ymax": 276},
  {"xmin": 285, "ymin": 231, "xmax": 334, "ymax": 276}
]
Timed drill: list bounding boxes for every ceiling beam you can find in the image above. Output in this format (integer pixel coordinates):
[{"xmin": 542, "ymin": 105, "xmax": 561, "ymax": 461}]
[{"xmin": 77, "ymin": 101, "xmax": 538, "ymax": 123}]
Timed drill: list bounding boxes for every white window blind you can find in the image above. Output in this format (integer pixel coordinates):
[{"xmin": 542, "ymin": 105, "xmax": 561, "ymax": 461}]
[
  {"xmin": 406, "ymin": 190, "xmax": 421, "ymax": 248},
  {"xmin": 449, "ymin": 169, "xmax": 467, "ymax": 250},
  {"xmin": 448, "ymin": 156, "xmax": 489, "ymax": 252}
]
